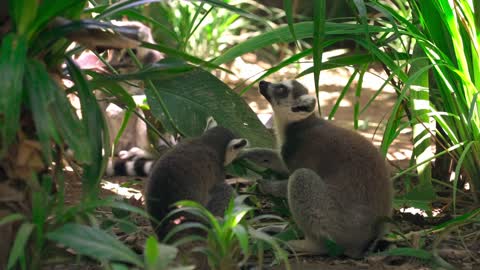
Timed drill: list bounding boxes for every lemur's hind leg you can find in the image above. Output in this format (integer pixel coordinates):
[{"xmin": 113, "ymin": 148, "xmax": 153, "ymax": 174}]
[
  {"xmin": 287, "ymin": 168, "xmax": 332, "ymax": 255},
  {"xmin": 206, "ymin": 182, "xmax": 235, "ymax": 217},
  {"xmin": 288, "ymin": 239, "xmax": 328, "ymax": 255}
]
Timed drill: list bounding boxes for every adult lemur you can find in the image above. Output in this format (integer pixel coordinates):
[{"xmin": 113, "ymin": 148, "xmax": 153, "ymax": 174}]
[{"xmin": 241, "ymin": 80, "xmax": 392, "ymax": 258}]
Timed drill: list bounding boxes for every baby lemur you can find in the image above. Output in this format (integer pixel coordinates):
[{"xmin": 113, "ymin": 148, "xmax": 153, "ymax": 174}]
[
  {"xmin": 250, "ymin": 80, "xmax": 392, "ymax": 258},
  {"xmin": 145, "ymin": 125, "xmax": 248, "ymax": 240}
]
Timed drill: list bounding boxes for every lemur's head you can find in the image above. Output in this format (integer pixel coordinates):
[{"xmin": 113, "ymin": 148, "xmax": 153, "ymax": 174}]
[{"xmin": 259, "ymin": 80, "xmax": 316, "ymax": 124}]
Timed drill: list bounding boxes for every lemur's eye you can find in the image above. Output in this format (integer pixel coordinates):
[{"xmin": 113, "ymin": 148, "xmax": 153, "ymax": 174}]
[{"xmin": 276, "ymin": 85, "xmax": 289, "ymax": 98}]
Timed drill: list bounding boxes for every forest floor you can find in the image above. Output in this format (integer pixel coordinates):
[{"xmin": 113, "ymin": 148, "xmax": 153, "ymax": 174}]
[{"xmin": 61, "ymin": 53, "xmax": 479, "ymax": 270}]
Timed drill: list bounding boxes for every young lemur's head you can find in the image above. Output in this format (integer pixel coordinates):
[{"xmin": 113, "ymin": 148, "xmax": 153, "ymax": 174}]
[
  {"xmin": 203, "ymin": 119, "xmax": 249, "ymax": 166},
  {"xmin": 259, "ymin": 80, "xmax": 316, "ymax": 125}
]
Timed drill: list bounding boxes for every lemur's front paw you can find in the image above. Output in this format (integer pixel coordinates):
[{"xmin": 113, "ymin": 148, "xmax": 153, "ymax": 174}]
[{"xmin": 257, "ymin": 179, "xmax": 275, "ymax": 194}]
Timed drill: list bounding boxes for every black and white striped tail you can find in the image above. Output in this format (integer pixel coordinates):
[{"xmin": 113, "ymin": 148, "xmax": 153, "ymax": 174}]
[{"xmin": 106, "ymin": 158, "xmax": 155, "ymax": 177}]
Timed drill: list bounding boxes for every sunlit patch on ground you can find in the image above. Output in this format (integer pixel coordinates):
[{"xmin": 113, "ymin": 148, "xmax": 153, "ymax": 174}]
[
  {"xmin": 400, "ymin": 207, "xmax": 442, "ymax": 217},
  {"xmin": 100, "ymin": 180, "xmax": 143, "ymax": 200}
]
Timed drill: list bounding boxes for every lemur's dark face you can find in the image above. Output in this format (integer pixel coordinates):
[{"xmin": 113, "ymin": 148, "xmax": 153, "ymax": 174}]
[{"xmin": 259, "ymin": 80, "xmax": 316, "ymax": 122}]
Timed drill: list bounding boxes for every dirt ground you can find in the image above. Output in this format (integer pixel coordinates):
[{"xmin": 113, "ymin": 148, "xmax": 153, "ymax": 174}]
[{"xmin": 61, "ymin": 53, "xmax": 480, "ymax": 270}]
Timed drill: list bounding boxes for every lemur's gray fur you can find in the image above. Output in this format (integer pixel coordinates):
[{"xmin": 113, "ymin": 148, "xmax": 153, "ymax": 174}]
[
  {"xmin": 251, "ymin": 80, "xmax": 392, "ymax": 258},
  {"xmin": 145, "ymin": 125, "xmax": 248, "ymax": 240}
]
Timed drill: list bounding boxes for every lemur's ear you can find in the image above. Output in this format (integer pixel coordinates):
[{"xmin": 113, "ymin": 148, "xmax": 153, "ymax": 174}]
[
  {"xmin": 224, "ymin": 138, "xmax": 249, "ymax": 165},
  {"xmin": 205, "ymin": 116, "xmax": 218, "ymax": 131},
  {"xmin": 292, "ymin": 95, "xmax": 316, "ymax": 113}
]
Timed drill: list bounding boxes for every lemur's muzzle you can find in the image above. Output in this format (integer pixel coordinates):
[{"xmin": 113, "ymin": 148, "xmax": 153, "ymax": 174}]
[{"xmin": 259, "ymin": 80, "xmax": 271, "ymax": 100}]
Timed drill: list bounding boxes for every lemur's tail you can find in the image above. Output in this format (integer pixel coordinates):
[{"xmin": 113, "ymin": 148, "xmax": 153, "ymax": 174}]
[{"xmin": 106, "ymin": 157, "xmax": 155, "ymax": 177}]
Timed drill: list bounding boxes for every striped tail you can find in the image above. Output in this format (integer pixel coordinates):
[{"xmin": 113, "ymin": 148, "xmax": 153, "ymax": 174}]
[{"xmin": 106, "ymin": 157, "xmax": 155, "ymax": 177}]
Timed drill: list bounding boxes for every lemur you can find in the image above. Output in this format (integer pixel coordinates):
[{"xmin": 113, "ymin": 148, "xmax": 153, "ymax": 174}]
[
  {"xmin": 69, "ymin": 20, "xmax": 172, "ymax": 178},
  {"xmin": 145, "ymin": 125, "xmax": 248, "ymax": 240},
  {"xmin": 72, "ymin": 20, "xmax": 165, "ymax": 159},
  {"xmin": 241, "ymin": 80, "xmax": 392, "ymax": 258}
]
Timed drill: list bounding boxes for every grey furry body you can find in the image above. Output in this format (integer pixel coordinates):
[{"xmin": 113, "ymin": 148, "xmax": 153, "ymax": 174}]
[{"xmin": 145, "ymin": 127, "xmax": 245, "ymax": 240}]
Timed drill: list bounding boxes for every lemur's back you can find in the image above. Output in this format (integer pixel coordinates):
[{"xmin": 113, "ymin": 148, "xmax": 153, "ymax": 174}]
[
  {"xmin": 144, "ymin": 126, "xmax": 246, "ymax": 239},
  {"xmin": 282, "ymin": 115, "xmax": 392, "ymax": 216}
]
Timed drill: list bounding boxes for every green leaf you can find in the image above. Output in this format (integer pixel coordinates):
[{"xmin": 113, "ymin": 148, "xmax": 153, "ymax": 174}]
[
  {"xmin": 0, "ymin": 214, "xmax": 25, "ymax": 226},
  {"xmin": 409, "ymin": 43, "xmax": 433, "ymax": 186},
  {"xmin": 97, "ymin": 0, "xmax": 164, "ymax": 19},
  {"xmin": 194, "ymin": 0, "xmax": 264, "ymax": 23},
  {"xmin": 66, "ymin": 58, "xmax": 108, "ymax": 198},
  {"xmin": 283, "ymin": 0, "xmax": 298, "ymax": 44},
  {"xmin": 7, "ymin": 223, "xmax": 35, "ymax": 270},
  {"xmin": 146, "ymin": 68, "xmax": 274, "ymax": 147},
  {"xmin": 312, "ymin": 0, "xmax": 326, "ymax": 116},
  {"xmin": 0, "ymin": 34, "xmax": 27, "ymax": 158},
  {"xmin": 400, "ymin": 182, "xmax": 437, "ymax": 208},
  {"xmin": 24, "ymin": 60, "xmax": 90, "ymax": 163},
  {"xmin": 144, "ymin": 237, "xmax": 178, "ymax": 270},
  {"xmin": 91, "ymin": 61, "xmax": 193, "ymax": 82},
  {"xmin": 47, "ymin": 223, "xmax": 143, "ymax": 266},
  {"xmin": 111, "ymin": 263, "xmax": 129, "ymax": 270},
  {"xmin": 141, "ymin": 42, "xmax": 229, "ymax": 72},
  {"xmin": 232, "ymin": 225, "xmax": 249, "ymax": 259},
  {"xmin": 213, "ymin": 22, "xmax": 390, "ymax": 65},
  {"xmin": 33, "ymin": 0, "xmax": 87, "ymax": 36},
  {"xmin": 324, "ymin": 238, "xmax": 344, "ymax": 257},
  {"xmin": 144, "ymin": 237, "xmax": 160, "ymax": 268},
  {"xmin": 9, "ymin": 0, "xmax": 38, "ymax": 36}
]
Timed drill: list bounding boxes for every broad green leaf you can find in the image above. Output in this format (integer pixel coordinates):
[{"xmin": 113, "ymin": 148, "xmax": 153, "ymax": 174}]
[
  {"xmin": 0, "ymin": 34, "xmax": 27, "ymax": 158},
  {"xmin": 47, "ymin": 223, "xmax": 143, "ymax": 266},
  {"xmin": 7, "ymin": 223, "xmax": 35, "ymax": 270},
  {"xmin": 147, "ymin": 68, "xmax": 274, "ymax": 148}
]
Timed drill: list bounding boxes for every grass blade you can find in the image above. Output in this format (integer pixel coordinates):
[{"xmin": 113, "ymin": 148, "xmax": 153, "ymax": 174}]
[
  {"xmin": 311, "ymin": 0, "xmax": 325, "ymax": 116},
  {"xmin": 7, "ymin": 223, "xmax": 35, "ymax": 270}
]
